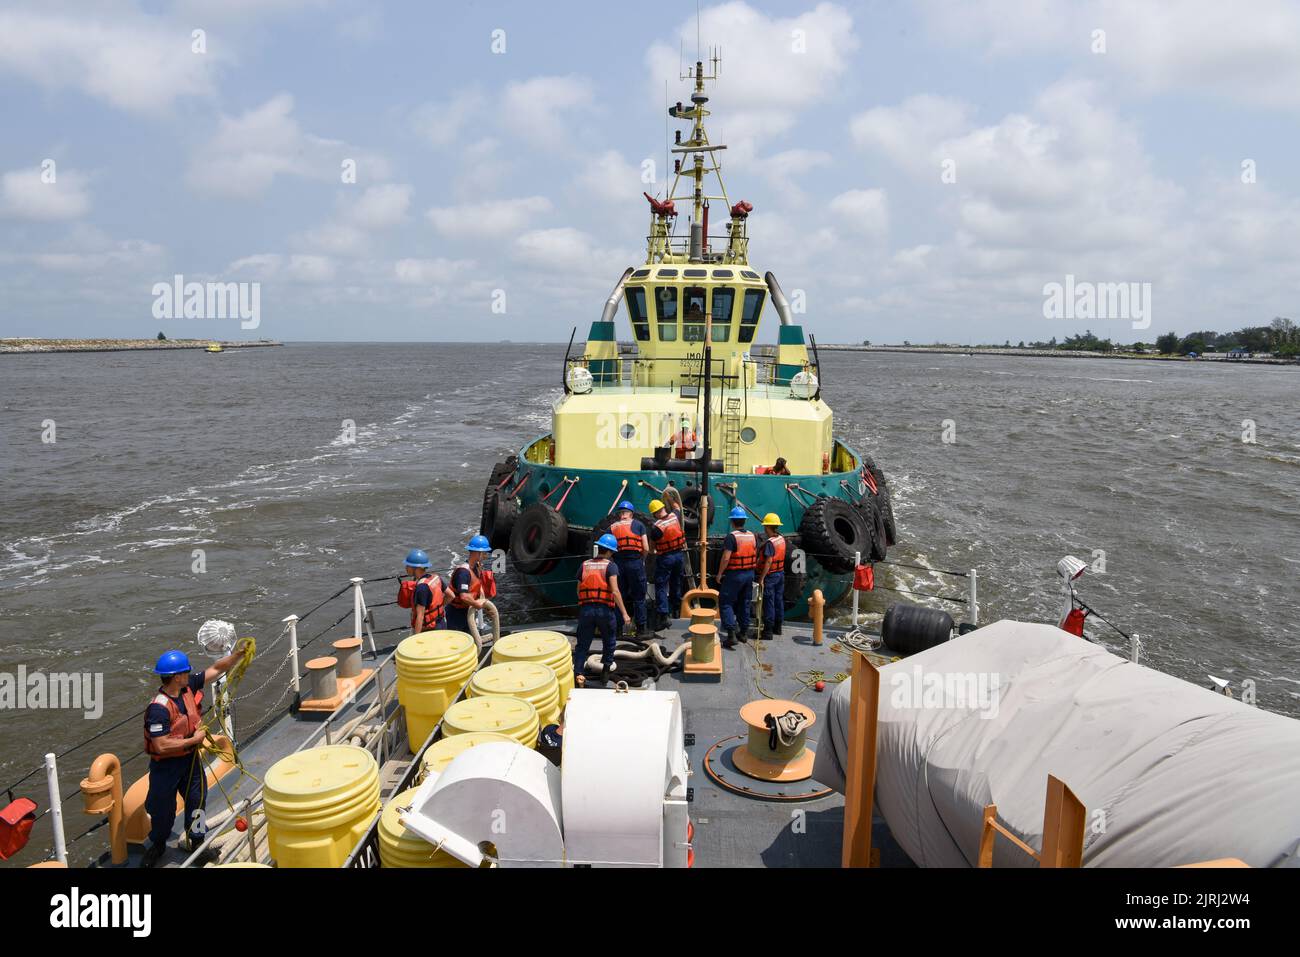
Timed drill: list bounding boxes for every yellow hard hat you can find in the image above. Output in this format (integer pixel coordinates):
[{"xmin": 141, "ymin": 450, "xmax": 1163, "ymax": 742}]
[
  {"xmin": 649, "ymin": 499, "xmax": 665, "ymax": 513},
  {"xmin": 762, "ymin": 513, "xmax": 782, "ymax": 527}
]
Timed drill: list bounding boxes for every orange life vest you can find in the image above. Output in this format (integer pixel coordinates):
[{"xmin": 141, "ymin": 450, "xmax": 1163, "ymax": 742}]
[
  {"xmin": 727, "ymin": 530, "xmax": 758, "ymax": 571},
  {"xmin": 449, "ymin": 563, "xmax": 483, "ymax": 608},
  {"xmin": 144, "ymin": 686, "xmax": 202, "ymax": 760},
  {"xmin": 763, "ymin": 534, "xmax": 786, "ymax": 575},
  {"xmin": 578, "ymin": 558, "xmax": 616, "ymax": 606},
  {"xmin": 672, "ymin": 429, "xmax": 697, "ymax": 459},
  {"xmin": 653, "ymin": 512, "xmax": 686, "ymax": 554},
  {"xmin": 611, "ymin": 518, "xmax": 643, "ymax": 554},
  {"xmin": 409, "ymin": 573, "xmax": 446, "ymax": 630}
]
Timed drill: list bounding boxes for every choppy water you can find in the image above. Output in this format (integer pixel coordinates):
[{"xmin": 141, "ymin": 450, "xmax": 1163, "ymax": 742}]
[{"xmin": 1, "ymin": 344, "xmax": 1298, "ymax": 863}]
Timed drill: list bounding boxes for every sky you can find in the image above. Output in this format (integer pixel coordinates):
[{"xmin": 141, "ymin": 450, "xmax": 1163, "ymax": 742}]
[{"xmin": 1, "ymin": 0, "xmax": 1298, "ymax": 344}]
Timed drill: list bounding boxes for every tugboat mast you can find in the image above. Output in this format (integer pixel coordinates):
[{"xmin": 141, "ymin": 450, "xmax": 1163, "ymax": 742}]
[{"xmin": 669, "ymin": 52, "xmax": 725, "ymax": 573}]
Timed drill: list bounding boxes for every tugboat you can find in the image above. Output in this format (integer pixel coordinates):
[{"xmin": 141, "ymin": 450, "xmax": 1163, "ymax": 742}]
[{"xmin": 479, "ymin": 55, "xmax": 896, "ymax": 619}]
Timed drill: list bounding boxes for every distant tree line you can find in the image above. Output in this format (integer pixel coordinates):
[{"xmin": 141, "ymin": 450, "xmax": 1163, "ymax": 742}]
[{"xmin": 1003, "ymin": 317, "xmax": 1299, "ymax": 356}]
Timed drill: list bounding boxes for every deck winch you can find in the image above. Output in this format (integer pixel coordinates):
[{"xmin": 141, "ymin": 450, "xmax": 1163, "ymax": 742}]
[{"xmin": 702, "ymin": 698, "xmax": 831, "ymax": 802}]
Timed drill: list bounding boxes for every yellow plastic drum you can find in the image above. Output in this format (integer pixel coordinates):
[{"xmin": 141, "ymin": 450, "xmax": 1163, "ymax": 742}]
[
  {"xmin": 377, "ymin": 787, "xmax": 467, "ymax": 869},
  {"xmin": 468, "ymin": 661, "xmax": 561, "ymax": 726},
  {"xmin": 442, "ymin": 695, "xmax": 539, "ymax": 749},
  {"xmin": 263, "ymin": 745, "xmax": 381, "ymax": 869},
  {"xmin": 395, "ymin": 630, "xmax": 477, "ymax": 753},
  {"xmin": 418, "ymin": 731, "xmax": 515, "ymax": 783},
  {"xmin": 491, "ymin": 630, "xmax": 575, "ymax": 704}
]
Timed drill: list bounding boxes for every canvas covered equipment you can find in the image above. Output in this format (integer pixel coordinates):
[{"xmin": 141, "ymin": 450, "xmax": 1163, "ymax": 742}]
[{"xmin": 813, "ymin": 619, "xmax": 1300, "ymax": 868}]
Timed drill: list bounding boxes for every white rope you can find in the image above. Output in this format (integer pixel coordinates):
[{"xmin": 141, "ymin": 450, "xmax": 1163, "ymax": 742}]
[{"xmin": 768, "ymin": 709, "xmax": 809, "ymax": 748}]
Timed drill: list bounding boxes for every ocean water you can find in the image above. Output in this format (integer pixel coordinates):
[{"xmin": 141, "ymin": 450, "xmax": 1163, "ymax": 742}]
[{"xmin": 1, "ymin": 343, "xmax": 1298, "ymax": 863}]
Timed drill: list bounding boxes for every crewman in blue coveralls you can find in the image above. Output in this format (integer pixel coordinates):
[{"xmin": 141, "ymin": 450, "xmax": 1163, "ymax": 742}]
[
  {"xmin": 609, "ymin": 501, "xmax": 650, "ymax": 637},
  {"xmin": 574, "ymin": 533, "xmax": 633, "ymax": 683},
  {"xmin": 716, "ymin": 506, "xmax": 758, "ymax": 648},
  {"xmin": 140, "ymin": 644, "xmax": 246, "ymax": 867}
]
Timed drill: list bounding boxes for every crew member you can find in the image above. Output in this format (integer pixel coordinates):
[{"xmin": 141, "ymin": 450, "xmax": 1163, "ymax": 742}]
[
  {"xmin": 574, "ymin": 533, "xmax": 633, "ymax": 682},
  {"xmin": 716, "ymin": 506, "xmax": 758, "ymax": 648},
  {"xmin": 648, "ymin": 497, "xmax": 687, "ymax": 631},
  {"xmin": 769, "ymin": 457, "xmax": 791, "ymax": 475},
  {"xmin": 141, "ymin": 644, "xmax": 247, "ymax": 868},
  {"xmin": 757, "ymin": 514, "xmax": 787, "ymax": 639},
  {"xmin": 609, "ymin": 501, "xmax": 650, "ymax": 637},
  {"xmin": 404, "ymin": 548, "xmax": 447, "ymax": 634},
  {"xmin": 669, "ymin": 415, "xmax": 697, "ymax": 460},
  {"xmin": 446, "ymin": 535, "xmax": 492, "ymax": 634}
]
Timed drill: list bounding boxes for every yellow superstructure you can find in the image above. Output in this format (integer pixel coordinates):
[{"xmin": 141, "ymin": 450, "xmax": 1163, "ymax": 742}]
[{"xmin": 551, "ymin": 53, "xmax": 833, "ymax": 476}]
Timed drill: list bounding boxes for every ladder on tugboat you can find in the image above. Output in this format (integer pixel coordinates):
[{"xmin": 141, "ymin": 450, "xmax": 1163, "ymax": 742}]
[{"xmin": 722, "ymin": 397, "xmax": 742, "ymax": 472}]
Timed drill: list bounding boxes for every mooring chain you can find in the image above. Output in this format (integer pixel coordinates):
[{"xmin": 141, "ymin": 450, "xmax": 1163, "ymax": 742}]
[{"xmin": 233, "ymin": 646, "xmax": 295, "ymax": 703}]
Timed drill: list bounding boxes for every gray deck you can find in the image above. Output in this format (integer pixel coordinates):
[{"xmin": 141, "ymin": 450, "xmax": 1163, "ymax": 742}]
[
  {"xmin": 536, "ymin": 616, "xmax": 912, "ymax": 868},
  {"xmin": 104, "ymin": 623, "xmax": 910, "ymax": 868}
]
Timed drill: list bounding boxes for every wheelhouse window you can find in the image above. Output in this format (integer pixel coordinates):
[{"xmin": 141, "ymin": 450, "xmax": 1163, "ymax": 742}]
[
  {"xmin": 682, "ymin": 286, "xmax": 708, "ymax": 342},
  {"xmin": 655, "ymin": 286, "xmax": 678, "ymax": 341},
  {"xmin": 711, "ymin": 287, "xmax": 734, "ymax": 342},
  {"xmin": 739, "ymin": 289, "xmax": 765, "ymax": 343},
  {"xmin": 625, "ymin": 286, "xmax": 650, "ymax": 341}
]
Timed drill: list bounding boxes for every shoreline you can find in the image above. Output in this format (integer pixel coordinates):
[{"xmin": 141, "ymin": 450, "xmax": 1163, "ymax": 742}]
[
  {"xmin": 819, "ymin": 344, "xmax": 1298, "ymax": 366},
  {"xmin": 0, "ymin": 338, "xmax": 283, "ymax": 355}
]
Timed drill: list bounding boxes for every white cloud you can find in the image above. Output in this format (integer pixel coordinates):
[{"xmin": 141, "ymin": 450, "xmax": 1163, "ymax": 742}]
[
  {"xmin": 229, "ymin": 253, "xmax": 335, "ymax": 282},
  {"xmin": 345, "ymin": 183, "xmax": 412, "ymax": 229},
  {"xmin": 394, "ymin": 257, "xmax": 477, "ymax": 284},
  {"xmin": 646, "ymin": 2, "xmax": 859, "ymax": 156},
  {"xmin": 849, "ymin": 95, "xmax": 971, "ymax": 172},
  {"xmin": 500, "ymin": 75, "xmax": 593, "ymax": 148},
  {"xmin": 0, "ymin": 9, "xmax": 217, "ymax": 113},
  {"xmin": 188, "ymin": 94, "xmax": 389, "ymax": 198},
  {"xmin": 917, "ymin": 0, "xmax": 1300, "ymax": 110},
  {"xmin": 297, "ymin": 223, "xmax": 368, "ymax": 256},
  {"xmin": 575, "ymin": 150, "xmax": 647, "ymax": 205},
  {"xmin": 828, "ymin": 189, "xmax": 888, "ymax": 239},
  {"xmin": 426, "ymin": 196, "xmax": 552, "ymax": 239},
  {"xmin": 759, "ymin": 149, "xmax": 833, "ymax": 203},
  {"xmin": 411, "ymin": 92, "xmax": 487, "ymax": 149},
  {"xmin": 513, "ymin": 227, "xmax": 632, "ymax": 276},
  {"xmin": 0, "ymin": 167, "xmax": 91, "ymax": 221}
]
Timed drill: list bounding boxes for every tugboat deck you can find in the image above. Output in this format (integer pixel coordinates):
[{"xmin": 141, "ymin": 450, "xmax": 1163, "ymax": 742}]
[{"xmin": 103, "ymin": 618, "xmax": 910, "ymax": 869}]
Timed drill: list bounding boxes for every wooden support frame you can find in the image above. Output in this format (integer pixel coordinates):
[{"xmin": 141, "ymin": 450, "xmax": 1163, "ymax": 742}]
[
  {"xmin": 841, "ymin": 651, "xmax": 880, "ymax": 868},
  {"xmin": 978, "ymin": 774, "xmax": 1086, "ymax": 868}
]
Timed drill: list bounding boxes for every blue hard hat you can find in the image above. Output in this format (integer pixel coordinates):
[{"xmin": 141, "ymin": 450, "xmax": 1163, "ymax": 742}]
[
  {"xmin": 468, "ymin": 534, "xmax": 492, "ymax": 553},
  {"xmin": 153, "ymin": 650, "xmax": 191, "ymax": 676},
  {"xmin": 618, "ymin": 500, "xmax": 634, "ymax": 512},
  {"xmin": 404, "ymin": 548, "xmax": 430, "ymax": 568},
  {"xmin": 596, "ymin": 533, "xmax": 619, "ymax": 552},
  {"xmin": 729, "ymin": 506, "xmax": 747, "ymax": 520}
]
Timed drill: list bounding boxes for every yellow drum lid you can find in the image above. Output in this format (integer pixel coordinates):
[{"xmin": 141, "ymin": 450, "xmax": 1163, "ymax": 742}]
[
  {"xmin": 397, "ymin": 631, "xmax": 475, "ymax": 663},
  {"xmin": 379, "ymin": 788, "xmax": 467, "ymax": 868},
  {"xmin": 470, "ymin": 661, "xmax": 557, "ymax": 697},
  {"xmin": 443, "ymin": 695, "xmax": 538, "ymax": 735},
  {"xmin": 379, "ymin": 787, "xmax": 426, "ymax": 846},
  {"xmin": 420, "ymin": 732, "xmax": 515, "ymax": 776},
  {"xmin": 492, "ymin": 630, "xmax": 569, "ymax": 663},
  {"xmin": 264, "ymin": 745, "xmax": 377, "ymax": 803}
]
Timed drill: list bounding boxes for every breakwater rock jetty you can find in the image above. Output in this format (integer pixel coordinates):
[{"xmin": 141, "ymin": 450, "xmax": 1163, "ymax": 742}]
[{"xmin": 1, "ymin": 338, "xmax": 283, "ymax": 354}]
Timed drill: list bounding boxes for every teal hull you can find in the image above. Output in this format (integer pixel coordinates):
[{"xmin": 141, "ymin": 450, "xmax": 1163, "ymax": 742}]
[{"xmin": 499, "ymin": 437, "xmax": 875, "ymax": 619}]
